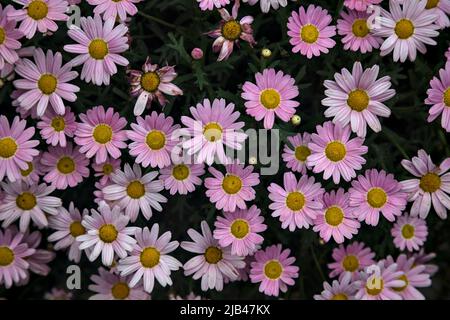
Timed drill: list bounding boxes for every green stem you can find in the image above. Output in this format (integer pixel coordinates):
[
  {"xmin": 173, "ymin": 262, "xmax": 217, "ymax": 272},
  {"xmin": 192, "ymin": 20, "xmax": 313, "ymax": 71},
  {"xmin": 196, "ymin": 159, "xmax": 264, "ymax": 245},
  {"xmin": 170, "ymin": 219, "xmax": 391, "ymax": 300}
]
[
  {"xmin": 138, "ymin": 11, "xmax": 177, "ymax": 29},
  {"xmin": 310, "ymin": 246, "xmax": 326, "ymax": 282}
]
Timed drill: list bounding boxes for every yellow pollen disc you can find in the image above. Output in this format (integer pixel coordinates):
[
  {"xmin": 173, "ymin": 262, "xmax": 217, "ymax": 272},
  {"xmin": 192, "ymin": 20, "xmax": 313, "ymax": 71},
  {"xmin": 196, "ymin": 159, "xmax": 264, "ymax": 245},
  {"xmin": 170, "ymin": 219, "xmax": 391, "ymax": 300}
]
[
  {"xmin": 126, "ymin": 180, "xmax": 145, "ymax": 199},
  {"xmin": 140, "ymin": 72, "xmax": 160, "ymax": 92},
  {"xmin": 146, "ymin": 130, "xmax": 166, "ymax": 150},
  {"xmin": 88, "ymin": 39, "xmax": 109, "ymax": 60},
  {"xmin": 103, "ymin": 163, "xmax": 113, "ymax": 175},
  {"xmin": 366, "ymin": 187, "xmax": 388, "ymax": 208},
  {"xmin": 27, "ymin": 0, "xmax": 48, "ymax": 20},
  {"xmin": 222, "ymin": 174, "xmax": 243, "ymax": 195},
  {"xmin": 443, "ymin": 88, "xmax": 450, "ymax": 107},
  {"xmin": 93, "ymin": 124, "xmax": 113, "ymax": 144},
  {"xmin": 230, "ymin": 219, "xmax": 250, "ymax": 239},
  {"xmin": 395, "ymin": 19, "xmax": 414, "ymax": 39},
  {"xmin": 57, "ymin": 156, "xmax": 75, "ymax": 174},
  {"xmin": 99, "ymin": 224, "xmax": 118, "ymax": 243},
  {"xmin": 0, "ymin": 28, "xmax": 5, "ymax": 45},
  {"xmin": 342, "ymin": 255, "xmax": 359, "ymax": 272},
  {"xmin": 111, "ymin": 282, "xmax": 130, "ymax": 300},
  {"xmin": 300, "ymin": 24, "xmax": 319, "ymax": 44},
  {"xmin": 51, "ymin": 116, "xmax": 66, "ymax": 132},
  {"xmin": 38, "ymin": 74, "xmax": 57, "ymax": 95},
  {"xmin": 347, "ymin": 89, "xmax": 369, "ymax": 111},
  {"xmin": 0, "ymin": 137, "xmax": 18, "ymax": 159},
  {"xmin": 172, "ymin": 164, "xmax": 190, "ymax": 181},
  {"xmin": 260, "ymin": 89, "xmax": 281, "ymax": 110},
  {"xmin": 325, "ymin": 141, "xmax": 346, "ymax": 162},
  {"xmin": 69, "ymin": 221, "xmax": 86, "ymax": 237},
  {"xmin": 365, "ymin": 277, "xmax": 384, "ymax": 296},
  {"xmin": 332, "ymin": 293, "xmax": 348, "ymax": 300},
  {"xmin": 286, "ymin": 191, "xmax": 306, "ymax": 211},
  {"xmin": 0, "ymin": 247, "xmax": 15, "ymax": 266},
  {"xmin": 221, "ymin": 20, "xmax": 242, "ymax": 41},
  {"xmin": 401, "ymin": 224, "xmax": 415, "ymax": 239},
  {"xmin": 203, "ymin": 122, "xmax": 223, "ymax": 142},
  {"xmin": 294, "ymin": 145, "xmax": 311, "ymax": 162},
  {"xmin": 16, "ymin": 192, "xmax": 37, "ymax": 211},
  {"xmin": 264, "ymin": 260, "xmax": 283, "ymax": 280},
  {"xmin": 204, "ymin": 246, "xmax": 223, "ymax": 264},
  {"xmin": 325, "ymin": 206, "xmax": 344, "ymax": 227},
  {"xmin": 419, "ymin": 173, "xmax": 441, "ymax": 193},
  {"xmin": 352, "ymin": 19, "xmax": 370, "ymax": 37},
  {"xmin": 426, "ymin": 0, "xmax": 440, "ymax": 9},
  {"xmin": 20, "ymin": 162, "xmax": 34, "ymax": 177},
  {"xmin": 393, "ymin": 274, "xmax": 409, "ymax": 292},
  {"xmin": 140, "ymin": 247, "xmax": 161, "ymax": 268}
]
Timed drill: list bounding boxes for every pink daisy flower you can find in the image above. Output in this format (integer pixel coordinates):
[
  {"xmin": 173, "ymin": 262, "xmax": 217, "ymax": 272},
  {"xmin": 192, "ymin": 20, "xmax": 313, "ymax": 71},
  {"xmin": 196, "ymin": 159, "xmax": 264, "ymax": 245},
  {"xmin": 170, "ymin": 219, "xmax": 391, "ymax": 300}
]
[
  {"xmin": 0, "ymin": 115, "xmax": 39, "ymax": 182},
  {"xmin": 197, "ymin": 0, "xmax": 230, "ymax": 11},
  {"xmin": 322, "ymin": 62, "xmax": 395, "ymax": 137},
  {"xmin": 241, "ymin": 68, "xmax": 300, "ymax": 129},
  {"xmin": 75, "ymin": 106, "xmax": 128, "ymax": 165},
  {"xmin": 92, "ymin": 157, "xmax": 121, "ymax": 187},
  {"xmin": 13, "ymin": 49, "xmax": 79, "ymax": 117},
  {"xmin": 391, "ymin": 213, "xmax": 428, "ymax": 252},
  {"xmin": 128, "ymin": 57, "xmax": 183, "ymax": 116},
  {"xmin": 64, "ymin": 14, "xmax": 129, "ymax": 86},
  {"xmin": 268, "ymin": 172, "xmax": 324, "ymax": 231},
  {"xmin": 413, "ymin": 249, "xmax": 438, "ymax": 276},
  {"xmin": 19, "ymin": 228, "xmax": 55, "ymax": 278},
  {"xmin": 287, "ymin": 5, "xmax": 336, "ymax": 59},
  {"xmin": 307, "ymin": 121, "xmax": 368, "ymax": 184},
  {"xmin": 243, "ymin": 0, "xmax": 291, "ymax": 13},
  {"xmin": 425, "ymin": 65, "xmax": 450, "ymax": 132},
  {"xmin": 348, "ymin": 169, "xmax": 408, "ymax": 226},
  {"xmin": 181, "ymin": 98, "xmax": 247, "ymax": 165},
  {"xmin": 314, "ymin": 273, "xmax": 359, "ymax": 300},
  {"xmin": 127, "ymin": 112, "xmax": 180, "ymax": 169},
  {"xmin": 7, "ymin": 0, "xmax": 69, "ymax": 39},
  {"xmin": 344, "ymin": 0, "xmax": 382, "ymax": 11},
  {"xmin": 44, "ymin": 288, "xmax": 73, "ymax": 300},
  {"xmin": 313, "ymin": 188, "xmax": 360, "ymax": 244},
  {"xmin": 0, "ymin": 4, "xmax": 22, "ymax": 70},
  {"xmin": 159, "ymin": 162, "xmax": 205, "ymax": 195},
  {"xmin": 213, "ymin": 205, "xmax": 267, "ymax": 256},
  {"xmin": 117, "ymin": 224, "xmax": 182, "ymax": 294},
  {"xmin": 37, "ymin": 106, "xmax": 77, "ymax": 147},
  {"xmin": 41, "ymin": 143, "xmax": 90, "ymax": 190},
  {"xmin": 282, "ymin": 133, "xmax": 312, "ymax": 174},
  {"xmin": 87, "ymin": 0, "xmax": 141, "ymax": 22},
  {"xmin": 205, "ymin": 162, "xmax": 260, "ymax": 212},
  {"xmin": 424, "ymin": 0, "xmax": 450, "ymax": 28},
  {"xmin": 400, "ymin": 149, "xmax": 450, "ymax": 219},
  {"xmin": 328, "ymin": 242, "xmax": 376, "ymax": 281},
  {"xmin": 16, "ymin": 153, "xmax": 43, "ymax": 185},
  {"xmin": 250, "ymin": 244, "xmax": 299, "ymax": 297},
  {"xmin": 181, "ymin": 221, "xmax": 245, "ymax": 291}
]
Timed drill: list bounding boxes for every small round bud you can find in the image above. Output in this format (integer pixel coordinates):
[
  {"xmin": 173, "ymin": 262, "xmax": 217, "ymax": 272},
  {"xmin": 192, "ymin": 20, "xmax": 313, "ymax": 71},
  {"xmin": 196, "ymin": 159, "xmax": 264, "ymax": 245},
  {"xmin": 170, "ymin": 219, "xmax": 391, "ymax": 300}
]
[
  {"xmin": 249, "ymin": 156, "xmax": 257, "ymax": 165},
  {"xmin": 319, "ymin": 239, "xmax": 325, "ymax": 245},
  {"xmin": 291, "ymin": 115, "xmax": 301, "ymax": 125},
  {"xmin": 191, "ymin": 48, "xmax": 204, "ymax": 60},
  {"xmin": 261, "ymin": 48, "xmax": 272, "ymax": 58}
]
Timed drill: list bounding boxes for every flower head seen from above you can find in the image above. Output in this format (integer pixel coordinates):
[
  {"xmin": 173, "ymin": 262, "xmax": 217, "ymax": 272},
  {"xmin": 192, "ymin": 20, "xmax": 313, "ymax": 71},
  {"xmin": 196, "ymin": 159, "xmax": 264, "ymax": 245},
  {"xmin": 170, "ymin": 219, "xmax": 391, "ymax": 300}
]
[
  {"xmin": 328, "ymin": 242, "xmax": 375, "ymax": 281},
  {"xmin": 92, "ymin": 157, "xmax": 121, "ymax": 187},
  {"xmin": 0, "ymin": 4, "xmax": 22, "ymax": 70},
  {"xmin": 197, "ymin": 0, "xmax": 230, "ymax": 11},
  {"xmin": 344, "ymin": 0, "xmax": 382, "ymax": 11},
  {"xmin": 159, "ymin": 162, "xmax": 205, "ymax": 195},
  {"xmin": 282, "ymin": 133, "xmax": 312, "ymax": 174},
  {"xmin": 425, "ymin": 65, "xmax": 450, "ymax": 132},
  {"xmin": 16, "ymin": 154, "xmax": 43, "ymax": 185},
  {"xmin": 314, "ymin": 273, "xmax": 358, "ymax": 300},
  {"xmin": 391, "ymin": 213, "xmax": 428, "ymax": 252},
  {"xmin": 241, "ymin": 68, "xmax": 300, "ymax": 129},
  {"xmin": 87, "ymin": 0, "xmax": 142, "ymax": 22},
  {"xmin": 37, "ymin": 106, "xmax": 77, "ymax": 147}
]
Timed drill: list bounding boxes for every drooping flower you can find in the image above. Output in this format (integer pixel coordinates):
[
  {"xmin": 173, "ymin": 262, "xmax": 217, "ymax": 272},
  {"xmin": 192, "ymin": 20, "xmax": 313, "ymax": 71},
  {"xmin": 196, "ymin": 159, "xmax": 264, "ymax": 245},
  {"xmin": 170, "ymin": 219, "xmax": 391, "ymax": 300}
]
[
  {"xmin": 314, "ymin": 273, "xmax": 359, "ymax": 300},
  {"xmin": 197, "ymin": 0, "xmax": 230, "ymax": 11},
  {"xmin": 159, "ymin": 162, "xmax": 205, "ymax": 195},
  {"xmin": 425, "ymin": 65, "xmax": 450, "ymax": 132},
  {"xmin": 92, "ymin": 157, "xmax": 121, "ymax": 187},
  {"xmin": 343, "ymin": 0, "xmax": 382, "ymax": 11},
  {"xmin": 0, "ymin": 4, "xmax": 22, "ymax": 70},
  {"xmin": 37, "ymin": 106, "xmax": 77, "ymax": 147},
  {"xmin": 87, "ymin": 0, "xmax": 142, "ymax": 22},
  {"xmin": 328, "ymin": 242, "xmax": 375, "ymax": 281},
  {"xmin": 282, "ymin": 133, "xmax": 312, "ymax": 174}
]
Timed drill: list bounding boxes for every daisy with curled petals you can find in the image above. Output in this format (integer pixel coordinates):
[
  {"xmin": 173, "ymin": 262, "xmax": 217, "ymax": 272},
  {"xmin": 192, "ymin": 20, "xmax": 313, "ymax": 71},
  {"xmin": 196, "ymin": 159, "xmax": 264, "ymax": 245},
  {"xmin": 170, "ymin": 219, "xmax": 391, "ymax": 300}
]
[
  {"xmin": 128, "ymin": 57, "xmax": 183, "ymax": 116},
  {"xmin": 7, "ymin": 0, "xmax": 69, "ymax": 39},
  {"xmin": 0, "ymin": 181, "xmax": 61, "ymax": 232},
  {"xmin": 287, "ymin": 5, "xmax": 336, "ymax": 59},
  {"xmin": 268, "ymin": 172, "xmax": 324, "ymax": 231},
  {"xmin": 250, "ymin": 244, "xmax": 299, "ymax": 297},
  {"xmin": 328, "ymin": 242, "xmax": 375, "ymax": 281},
  {"xmin": 181, "ymin": 221, "xmax": 245, "ymax": 292},
  {"xmin": 92, "ymin": 157, "xmax": 120, "ymax": 187},
  {"xmin": 206, "ymin": 0, "xmax": 256, "ymax": 61},
  {"xmin": 400, "ymin": 149, "xmax": 450, "ymax": 219},
  {"xmin": 87, "ymin": 0, "xmax": 142, "ymax": 22},
  {"xmin": 243, "ymin": 0, "xmax": 290, "ymax": 13},
  {"xmin": 392, "ymin": 214, "xmax": 427, "ymax": 252},
  {"xmin": 197, "ymin": 0, "xmax": 230, "ymax": 11},
  {"xmin": 48, "ymin": 202, "xmax": 88, "ymax": 263},
  {"xmin": 75, "ymin": 106, "xmax": 128, "ymax": 165},
  {"xmin": 127, "ymin": 112, "xmax": 180, "ymax": 169},
  {"xmin": 89, "ymin": 267, "xmax": 150, "ymax": 300},
  {"xmin": 16, "ymin": 154, "xmax": 43, "ymax": 185},
  {"xmin": 102, "ymin": 163, "xmax": 167, "ymax": 222},
  {"xmin": 344, "ymin": 0, "xmax": 382, "ymax": 11},
  {"xmin": 37, "ymin": 106, "xmax": 77, "ymax": 147},
  {"xmin": 64, "ymin": 14, "xmax": 129, "ymax": 86},
  {"xmin": 425, "ymin": 65, "xmax": 450, "ymax": 132},
  {"xmin": 241, "ymin": 68, "xmax": 300, "ymax": 129},
  {"xmin": 213, "ymin": 205, "xmax": 267, "ymax": 256},
  {"xmin": 307, "ymin": 121, "xmax": 368, "ymax": 184},
  {"xmin": 159, "ymin": 162, "xmax": 205, "ymax": 195},
  {"xmin": 0, "ymin": 116, "xmax": 39, "ymax": 182},
  {"xmin": 117, "ymin": 224, "xmax": 182, "ymax": 294},
  {"xmin": 374, "ymin": 0, "xmax": 439, "ymax": 62},
  {"xmin": 313, "ymin": 189, "xmax": 360, "ymax": 244},
  {"xmin": 348, "ymin": 169, "xmax": 408, "ymax": 226},
  {"xmin": 314, "ymin": 273, "xmax": 358, "ymax": 300},
  {"xmin": 181, "ymin": 98, "xmax": 247, "ymax": 165},
  {"xmin": 205, "ymin": 162, "xmax": 260, "ymax": 212},
  {"xmin": 282, "ymin": 133, "xmax": 311, "ymax": 174},
  {"xmin": 40, "ymin": 143, "xmax": 90, "ymax": 190},
  {"xmin": 77, "ymin": 202, "xmax": 136, "ymax": 266},
  {"xmin": 0, "ymin": 4, "xmax": 22, "ymax": 70}
]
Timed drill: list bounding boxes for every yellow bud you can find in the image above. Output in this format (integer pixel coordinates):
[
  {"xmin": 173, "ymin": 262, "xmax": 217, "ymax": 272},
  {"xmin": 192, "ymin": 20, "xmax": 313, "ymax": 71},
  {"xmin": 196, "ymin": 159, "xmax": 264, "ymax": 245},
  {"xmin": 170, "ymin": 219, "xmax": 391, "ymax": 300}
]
[
  {"xmin": 291, "ymin": 115, "xmax": 301, "ymax": 125},
  {"xmin": 261, "ymin": 48, "xmax": 272, "ymax": 58}
]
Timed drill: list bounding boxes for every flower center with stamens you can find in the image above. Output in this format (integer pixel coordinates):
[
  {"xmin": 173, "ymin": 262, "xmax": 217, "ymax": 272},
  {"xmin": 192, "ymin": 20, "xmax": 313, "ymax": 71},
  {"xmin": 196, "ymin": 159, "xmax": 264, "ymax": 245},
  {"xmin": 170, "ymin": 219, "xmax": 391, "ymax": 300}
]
[
  {"xmin": 172, "ymin": 164, "xmax": 190, "ymax": 181},
  {"xmin": 295, "ymin": 145, "xmax": 311, "ymax": 162},
  {"xmin": 222, "ymin": 175, "xmax": 243, "ymax": 195},
  {"xmin": 366, "ymin": 277, "xmax": 384, "ymax": 296},
  {"xmin": 70, "ymin": 221, "xmax": 86, "ymax": 237},
  {"xmin": 203, "ymin": 122, "xmax": 223, "ymax": 142},
  {"xmin": 325, "ymin": 206, "xmax": 344, "ymax": 226},
  {"xmin": 347, "ymin": 89, "xmax": 369, "ymax": 111},
  {"xmin": 27, "ymin": 0, "xmax": 48, "ymax": 20},
  {"xmin": 393, "ymin": 274, "xmax": 409, "ymax": 292},
  {"xmin": 140, "ymin": 247, "xmax": 160, "ymax": 268},
  {"xmin": 260, "ymin": 89, "xmax": 281, "ymax": 110},
  {"xmin": 126, "ymin": 180, "xmax": 145, "ymax": 199},
  {"xmin": 222, "ymin": 20, "xmax": 242, "ymax": 41},
  {"xmin": 367, "ymin": 187, "xmax": 387, "ymax": 208},
  {"xmin": 204, "ymin": 246, "xmax": 222, "ymax": 264},
  {"xmin": 103, "ymin": 164, "xmax": 113, "ymax": 175},
  {"xmin": 141, "ymin": 72, "xmax": 160, "ymax": 92},
  {"xmin": 99, "ymin": 224, "xmax": 118, "ymax": 243},
  {"xmin": 51, "ymin": 116, "xmax": 65, "ymax": 132},
  {"xmin": 419, "ymin": 173, "xmax": 441, "ymax": 193},
  {"xmin": 111, "ymin": 282, "xmax": 130, "ymax": 300},
  {"xmin": 332, "ymin": 293, "xmax": 348, "ymax": 300},
  {"xmin": 0, "ymin": 137, "xmax": 18, "ymax": 159},
  {"xmin": 286, "ymin": 191, "xmax": 305, "ymax": 211},
  {"xmin": 93, "ymin": 124, "xmax": 113, "ymax": 144},
  {"xmin": 342, "ymin": 255, "xmax": 359, "ymax": 272},
  {"xmin": 146, "ymin": 130, "xmax": 166, "ymax": 150},
  {"xmin": 0, "ymin": 28, "xmax": 5, "ymax": 45},
  {"xmin": 264, "ymin": 260, "xmax": 283, "ymax": 280},
  {"xmin": 426, "ymin": 0, "xmax": 440, "ymax": 9},
  {"xmin": 38, "ymin": 74, "xmax": 57, "ymax": 95},
  {"xmin": 352, "ymin": 19, "xmax": 370, "ymax": 37},
  {"xmin": 395, "ymin": 19, "xmax": 414, "ymax": 39},
  {"xmin": 401, "ymin": 224, "xmax": 415, "ymax": 239},
  {"xmin": 325, "ymin": 141, "xmax": 346, "ymax": 162},
  {"xmin": 16, "ymin": 192, "xmax": 37, "ymax": 211},
  {"xmin": 57, "ymin": 156, "xmax": 75, "ymax": 174},
  {"xmin": 0, "ymin": 247, "xmax": 14, "ymax": 266},
  {"xmin": 300, "ymin": 24, "xmax": 319, "ymax": 44},
  {"xmin": 230, "ymin": 219, "xmax": 250, "ymax": 239},
  {"xmin": 443, "ymin": 88, "xmax": 450, "ymax": 107},
  {"xmin": 88, "ymin": 39, "xmax": 109, "ymax": 60},
  {"xmin": 20, "ymin": 162, "xmax": 34, "ymax": 177}
]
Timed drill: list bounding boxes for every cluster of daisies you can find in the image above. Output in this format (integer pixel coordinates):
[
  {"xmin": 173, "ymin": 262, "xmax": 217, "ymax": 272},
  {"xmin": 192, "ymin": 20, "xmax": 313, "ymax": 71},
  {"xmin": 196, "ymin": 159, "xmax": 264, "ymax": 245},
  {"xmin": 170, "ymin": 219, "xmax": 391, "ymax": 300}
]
[{"xmin": 0, "ymin": 0, "xmax": 449, "ymax": 300}]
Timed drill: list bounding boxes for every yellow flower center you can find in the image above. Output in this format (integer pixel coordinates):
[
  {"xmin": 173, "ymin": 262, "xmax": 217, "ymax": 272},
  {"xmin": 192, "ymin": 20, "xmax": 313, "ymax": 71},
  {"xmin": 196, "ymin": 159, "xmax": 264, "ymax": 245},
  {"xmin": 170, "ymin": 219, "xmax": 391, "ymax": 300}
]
[
  {"xmin": 88, "ymin": 39, "xmax": 109, "ymax": 60},
  {"xmin": 0, "ymin": 137, "xmax": 18, "ymax": 159},
  {"xmin": 331, "ymin": 293, "xmax": 348, "ymax": 300},
  {"xmin": 126, "ymin": 180, "xmax": 145, "ymax": 199},
  {"xmin": 27, "ymin": 0, "xmax": 48, "ymax": 20},
  {"xmin": 16, "ymin": 192, "xmax": 37, "ymax": 211},
  {"xmin": 20, "ymin": 162, "xmax": 34, "ymax": 177},
  {"xmin": 395, "ymin": 19, "xmax": 414, "ymax": 39},
  {"xmin": 69, "ymin": 221, "xmax": 86, "ymax": 237},
  {"xmin": 57, "ymin": 156, "xmax": 75, "ymax": 174},
  {"xmin": 366, "ymin": 187, "xmax": 388, "ymax": 208},
  {"xmin": 426, "ymin": 0, "xmax": 440, "ymax": 9},
  {"xmin": 401, "ymin": 224, "xmax": 415, "ymax": 239},
  {"xmin": 419, "ymin": 173, "xmax": 441, "ymax": 193},
  {"xmin": 222, "ymin": 174, "xmax": 243, "ymax": 195},
  {"xmin": 103, "ymin": 163, "xmax": 113, "ymax": 175},
  {"xmin": 99, "ymin": 224, "xmax": 118, "ymax": 243},
  {"xmin": 365, "ymin": 277, "xmax": 384, "ymax": 296},
  {"xmin": 140, "ymin": 72, "xmax": 160, "ymax": 92},
  {"xmin": 230, "ymin": 219, "xmax": 250, "ymax": 239},
  {"xmin": 300, "ymin": 24, "xmax": 319, "ymax": 44},
  {"xmin": 325, "ymin": 141, "xmax": 346, "ymax": 162},
  {"xmin": 352, "ymin": 19, "xmax": 370, "ymax": 37},
  {"xmin": 221, "ymin": 20, "xmax": 242, "ymax": 41},
  {"xmin": 93, "ymin": 124, "xmax": 113, "ymax": 144},
  {"xmin": 204, "ymin": 246, "xmax": 222, "ymax": 264},
  {"xmin": 286, "ymin": 191, "xmax": 305, "ymax": 211},
  {"xmin": 172, "ymin": 164, "xmax": 190, "ymax": 181},
  {"xmin": 443, "ymin": 88, "xmax": 450, "ymax": 107},
  {"xmin": 264, "ymin": 260, "xmax": 283, "ymax": 280},
  {"xmin": 140, "ymin": 247, "xmax": 160, "ymax": 268},
  {"xmin": 393, "ymin": 274, "xmax": 409, "ymax": 292},
  {"xmin": 0, "ymin": 28, "xmax": 5, "ymax": 45},
  {"xmin": 203, "ymin": 122, "xmax": 223, "ymax": 142},
  {"xmin": 38, "ymin": 74, "xmax": 57, "ymax": 95},
  {"xmin": 325, "ymin": 206, "xmax": 344, "ymax": 226},
  {"xmin": 111, "ymin": 282, "xmax": 130, "ymax": 300},
  {"xmin": 342, "ymin": 255, "xmax": 359, "ymax": 272},
  {"xmin": 51, "ymin": 116, "xmax": 66, "ymax": 132},
  {"xmin": 0, "ymin": 247, "xmax": 14, "ymax": 267},
  {"xmin": 347, "ymin": 89, "xmax": 369, "ymax": 112},
  {"xmin": 146, "ymin": 130, "xmax": 166, "ymax": 150},
  {"xmin": 294, "ymin": 145, "xmax": 311, "ymax": 162},
  {"xmin": 260, "ymin": 89, "xmax": 281, "ymax": 110}
]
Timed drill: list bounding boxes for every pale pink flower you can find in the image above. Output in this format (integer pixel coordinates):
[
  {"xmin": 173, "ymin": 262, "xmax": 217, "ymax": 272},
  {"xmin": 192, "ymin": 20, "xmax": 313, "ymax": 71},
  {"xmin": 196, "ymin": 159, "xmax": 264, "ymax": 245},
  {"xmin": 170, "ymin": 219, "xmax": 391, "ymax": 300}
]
[
  {"xmin": 344, "ymin": 0, "xmax": 382, "ymax": 11},
  {"xmin": 391, "ymin": 213, "xmax": 428, "ymax": 252},
  {"xmin": 16, "ymin": 153, "xmax": 43, "ymax": 185},
  {"xmin": 282, "ymin": 133, "xmax": 312, "ymax": 174},
  {"xmin": 92, "ymin": 157, "xmax": 121, "ymax": 186},
  {"xmin": 328, "ymin": 242, "xmax": 375, "ymax": 281},
  {"xmin": 412, "ymin": 249, "xmax": 438, "ymax": 276},
  {"xmin": 197, "ymin": 0, "xmax": 230, "ymax": 11},
  {"xmin": 159, "ymin": 162, "xmax": 205, "ymax": 195},
  {"xmin": 0, "ymin": 4, "xmax": 23, "ymax": 70},
  {"xmin": 87, "ymin": 0, "xmax": 141, "ymax": 21},
  {"xmin": 314, "ymin": 273, "xmax": 359, "ymax": 300},
  {"xmin": 425, "ymin": 65, "xmax": 450, "ymax": 132},
  {"xmin": 37, "ymin": 106, "xmax": 77, "ymax": 147}
]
